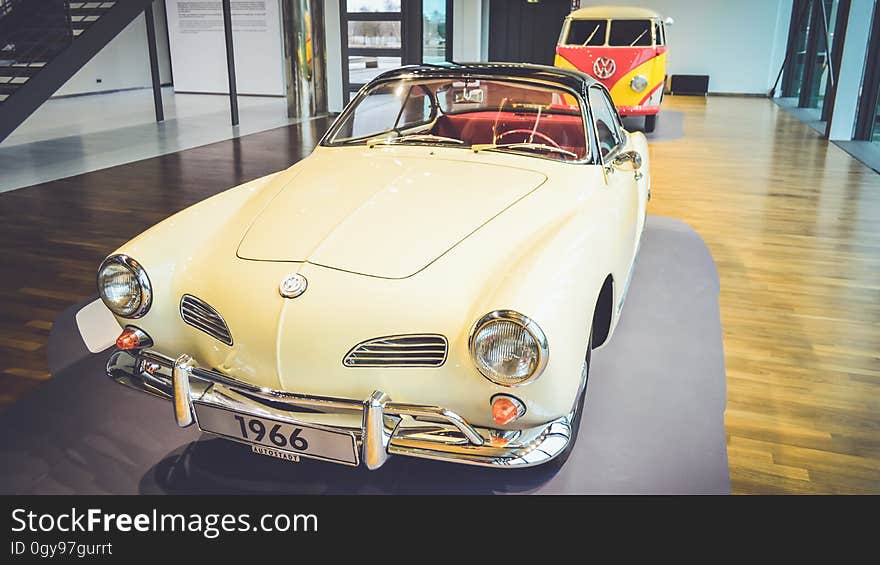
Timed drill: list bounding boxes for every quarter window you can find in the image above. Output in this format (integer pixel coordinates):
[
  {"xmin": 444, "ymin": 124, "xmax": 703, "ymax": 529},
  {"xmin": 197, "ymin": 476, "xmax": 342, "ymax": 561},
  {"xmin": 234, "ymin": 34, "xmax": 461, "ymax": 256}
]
[
  {"xmin": 654, "ymin": 21, "xmax": 664, "ymax": 46},
  {"xmin": 588, "ymin": 87, "xmax": 622, "ymax": 158}
]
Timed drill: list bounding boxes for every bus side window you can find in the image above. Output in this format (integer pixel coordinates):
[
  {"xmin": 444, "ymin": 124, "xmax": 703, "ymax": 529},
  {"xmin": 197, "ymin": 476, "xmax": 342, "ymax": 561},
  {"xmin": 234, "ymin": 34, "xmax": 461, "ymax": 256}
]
[{"xmin": 654, "ymin": 21, "xmax": 664, "ymax": 46}]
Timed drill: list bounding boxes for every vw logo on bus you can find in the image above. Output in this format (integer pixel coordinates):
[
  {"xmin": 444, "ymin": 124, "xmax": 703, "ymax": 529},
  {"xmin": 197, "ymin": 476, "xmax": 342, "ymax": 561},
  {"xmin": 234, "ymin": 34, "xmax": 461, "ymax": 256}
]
[{"xmin": 592, "ymin": 57, "xmax": 616, "ymax": 79}]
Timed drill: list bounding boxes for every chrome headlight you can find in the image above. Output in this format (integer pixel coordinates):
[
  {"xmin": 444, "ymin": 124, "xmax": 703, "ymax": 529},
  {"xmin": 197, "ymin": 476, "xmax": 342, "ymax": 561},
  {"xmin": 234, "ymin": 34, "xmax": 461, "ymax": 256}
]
[
  {"xmin": 97, "ymin": 254, "xmax": 152, "ymax": 318},
  {"xmin": 469, "ymin": 310, "xmax": 549, "ymax": 386},
  {"xmin": 630, "ymin": 75, "xmax": 648, "ymax": 92}
]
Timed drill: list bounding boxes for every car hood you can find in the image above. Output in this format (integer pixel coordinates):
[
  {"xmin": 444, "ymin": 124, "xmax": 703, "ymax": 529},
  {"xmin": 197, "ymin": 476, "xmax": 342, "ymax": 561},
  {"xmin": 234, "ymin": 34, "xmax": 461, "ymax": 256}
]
[{"xmin": 236, "ymin": 150, "xmax": 547, "ymax": 278}]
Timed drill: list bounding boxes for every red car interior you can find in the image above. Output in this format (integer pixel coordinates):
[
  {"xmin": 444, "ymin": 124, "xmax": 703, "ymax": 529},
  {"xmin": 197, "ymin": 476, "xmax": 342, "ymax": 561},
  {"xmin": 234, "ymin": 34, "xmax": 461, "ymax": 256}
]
[{"xmin": 430, "ymin": 111, "xmax": 587, "ymax": 160}]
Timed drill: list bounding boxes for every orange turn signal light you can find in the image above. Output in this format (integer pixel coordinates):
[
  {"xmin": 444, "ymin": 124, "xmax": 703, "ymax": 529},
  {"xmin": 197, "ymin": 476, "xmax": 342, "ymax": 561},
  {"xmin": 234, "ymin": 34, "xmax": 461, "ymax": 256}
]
[
  {"xmin": 116, "ymin": 327, "xmax": 152, "ymax": 350},
  {"xmin": 491, "ymin": 395, "xmax": 524, "ymax": 426}
]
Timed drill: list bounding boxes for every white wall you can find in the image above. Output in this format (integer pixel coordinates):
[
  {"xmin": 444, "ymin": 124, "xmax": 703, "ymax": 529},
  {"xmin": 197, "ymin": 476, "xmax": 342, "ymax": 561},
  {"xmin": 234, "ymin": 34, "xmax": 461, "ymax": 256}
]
[
  {"xmin": 56, "ymin": 2, "xmax": 172, "ymax": 97},
  {"xmin": 325, "ymin": 0, "xmax": 345, "ymax": 112},
  {"xmin": 567, "ymin": 0, "xmax": 793, "ymax": 94},
  {"xmin": 165, "ymin": 0, "xmax": 285, "ymax": 96},
  {"xmin": 453, "ymin": 0, "xmax": 483, "ymax": 61}
]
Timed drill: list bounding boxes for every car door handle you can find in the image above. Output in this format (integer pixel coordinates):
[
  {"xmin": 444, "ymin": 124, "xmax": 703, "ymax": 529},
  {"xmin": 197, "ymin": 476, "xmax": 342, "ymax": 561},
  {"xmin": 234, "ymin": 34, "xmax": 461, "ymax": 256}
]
[{"xmin": 634, "ymin": 171, "xmax": 644, "ymax": 181}]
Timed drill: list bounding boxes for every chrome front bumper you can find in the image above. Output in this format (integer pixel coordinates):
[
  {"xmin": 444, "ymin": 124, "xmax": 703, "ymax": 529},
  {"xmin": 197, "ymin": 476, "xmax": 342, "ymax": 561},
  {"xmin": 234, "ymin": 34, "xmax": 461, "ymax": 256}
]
[{"xmin": 107, "ymin": 349, "xmax": 572, "ymax": 470}]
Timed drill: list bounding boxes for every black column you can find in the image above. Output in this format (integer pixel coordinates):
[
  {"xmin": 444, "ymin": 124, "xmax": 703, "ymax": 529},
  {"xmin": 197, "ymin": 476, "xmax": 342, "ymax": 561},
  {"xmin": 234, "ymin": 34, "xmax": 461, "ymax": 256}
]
[
  {"xmin": 821, "ymin": 0, "xmax": 850, "ymax": 128},
  {"xmin": 401, "ymin": 0, "xmax": 422, "ymax": 65},
  {"xmin": 781, "ymin": 0, "xmax": 809, "ymax": 98},
  {"xmin": 445, "ymin": 0, "xmax": 454, "ymax": 62},
  {"xmin": 854, "ymin": 1, "xmax": 880, "ymax": 140},
  {"xmin": 222, "ymin": 0, "xmax": 239, "ymax": 126},
  {"xmin": 798, "ymin": 0, "xmax": 822, "ymax": 108},
  {"xmin": 144, "ymin": 3, "xmax": 164, "ymax": 122}
]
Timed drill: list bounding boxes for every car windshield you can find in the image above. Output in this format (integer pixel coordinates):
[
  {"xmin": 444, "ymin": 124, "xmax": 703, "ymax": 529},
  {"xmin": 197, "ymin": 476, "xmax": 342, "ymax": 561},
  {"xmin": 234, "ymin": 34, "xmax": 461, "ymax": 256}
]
[
  {"xmin": 324, "ymin": 78, "xmax": 589, "ymax": 162},
  {"xmin": 608, "ymin": 19, "xmax": 652, "ymax": 46}
]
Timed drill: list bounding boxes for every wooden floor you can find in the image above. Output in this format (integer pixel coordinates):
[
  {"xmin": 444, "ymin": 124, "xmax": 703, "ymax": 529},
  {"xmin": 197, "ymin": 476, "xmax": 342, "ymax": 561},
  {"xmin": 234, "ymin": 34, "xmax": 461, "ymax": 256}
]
[
  {"xmin": 1, "ymin": 98, "xmax": 878, "ymax": 493},
  {"xmin": 648, "ymin": 97, "xmax": 880, "ymax": 494}
]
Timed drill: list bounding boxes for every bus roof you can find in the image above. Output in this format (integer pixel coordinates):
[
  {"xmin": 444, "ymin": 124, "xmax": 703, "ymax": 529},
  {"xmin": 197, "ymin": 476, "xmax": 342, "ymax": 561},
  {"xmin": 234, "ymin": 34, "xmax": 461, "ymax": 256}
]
[{"xmin": 568, "ymin": 6, "xmax": 663, "ymax": 20}]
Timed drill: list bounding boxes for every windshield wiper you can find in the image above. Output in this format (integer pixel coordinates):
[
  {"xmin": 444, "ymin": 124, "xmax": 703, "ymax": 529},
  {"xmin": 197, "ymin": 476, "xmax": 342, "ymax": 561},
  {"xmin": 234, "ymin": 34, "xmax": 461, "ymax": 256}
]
[
  {"xmin": 367, "ymin": 134, "xmax": 464, "ymax": 148},
  {"xmin": 472, "ymin": 142, "xmax": 578, "ymax": 159},
  {"xmin": 583, "ymin": 24, "xmax": 601, "ymax": 46},
  {"xmin": 630, "ymin": 29, "xmax": 649, "ymax": 46}
]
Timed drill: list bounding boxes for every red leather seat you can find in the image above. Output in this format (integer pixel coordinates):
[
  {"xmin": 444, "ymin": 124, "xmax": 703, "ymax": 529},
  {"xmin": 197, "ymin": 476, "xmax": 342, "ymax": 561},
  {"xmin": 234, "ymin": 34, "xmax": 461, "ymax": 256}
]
[{"xmin": 432, "ymin": 111, "xmax": 587, "ymax": 159}]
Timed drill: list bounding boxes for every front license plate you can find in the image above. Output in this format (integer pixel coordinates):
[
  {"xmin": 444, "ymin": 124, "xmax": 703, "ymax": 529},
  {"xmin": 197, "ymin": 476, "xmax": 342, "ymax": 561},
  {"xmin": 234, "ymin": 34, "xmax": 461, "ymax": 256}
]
[{"xmin": 194, "ymin": 403, "xmax": 359, "ymax": 466}]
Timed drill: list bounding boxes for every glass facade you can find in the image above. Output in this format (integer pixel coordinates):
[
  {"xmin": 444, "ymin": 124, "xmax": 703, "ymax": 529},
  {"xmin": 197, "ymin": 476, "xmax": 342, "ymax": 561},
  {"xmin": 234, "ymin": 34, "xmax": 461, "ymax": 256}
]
[
  {"xmin": 344, "ymin": 0, "xmax": 404, "ymax": 97},
  {"xmin": 874, "ymin": 94, "xmax": 880, "ymax": 142},
  {"xmin": 342, "ymin": 0, "xmax": 452, "ymax": 100},
  {"xmin": 781, "ymin": 0, "xmax": 842, "ymax": 124},
  {"xmin": 422, "ymin": 0, "xmax": 447, "ymax": 63}
]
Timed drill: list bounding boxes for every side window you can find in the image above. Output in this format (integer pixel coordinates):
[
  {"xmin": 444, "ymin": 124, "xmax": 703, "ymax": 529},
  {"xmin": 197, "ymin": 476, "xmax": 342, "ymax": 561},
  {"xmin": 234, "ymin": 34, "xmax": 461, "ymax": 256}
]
[
  {"xmin": 654, "ymin": 21, "xmax": 664, "ymax": 46},
  {"xmin": 588, "ymin": 87, "xmax": 622, "ymax": 158}
]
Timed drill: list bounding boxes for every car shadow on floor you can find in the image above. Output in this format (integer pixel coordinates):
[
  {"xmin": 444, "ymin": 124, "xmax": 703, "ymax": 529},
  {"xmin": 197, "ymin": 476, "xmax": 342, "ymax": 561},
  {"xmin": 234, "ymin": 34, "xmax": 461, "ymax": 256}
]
[
  {"xmin": 622, "ymin": 110, "xmax": 684, "ymax": 142},
  {"xmin": 138, "ymin": 436, "xmax": 560, "ymax": 495}
]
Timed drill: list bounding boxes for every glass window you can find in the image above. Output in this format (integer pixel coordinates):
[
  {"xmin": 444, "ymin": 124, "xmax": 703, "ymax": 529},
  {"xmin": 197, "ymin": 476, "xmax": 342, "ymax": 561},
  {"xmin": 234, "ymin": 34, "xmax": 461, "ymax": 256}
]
[
  {"xmin": 326, "ymin": 78, "xmax": 589, "ymax": 162},
  {"xmin": 423, "ymin": 0, "xmax": 447, "ymax": 63},
  {"xmin": 347, "ymin": 20, "xmax": 401, "ymax": 49},
  {"xmin": 347, "ymin": 0, "xmax": 400, "ymax": 13},
  {"xmin": 608, "ymin": 20, "xmax": 652, "ymax": 47},
  {"xmin": 565, "ymin": 19, "xmax": 607, "ymax": 46},
  {"xmin": 873, "ymin": 94, "xmax": 880, "ymax": 142},
  {"xmin": 588, "ymin": 87, "xmax": 621, "ymax": 158},
  {"xmin": 348, "ymin": 56, "xmax": 403, "ymax": 87}
]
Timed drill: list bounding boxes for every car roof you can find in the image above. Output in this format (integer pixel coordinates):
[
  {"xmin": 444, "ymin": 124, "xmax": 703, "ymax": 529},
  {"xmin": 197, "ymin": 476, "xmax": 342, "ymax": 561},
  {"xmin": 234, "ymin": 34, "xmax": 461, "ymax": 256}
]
[
  {"xmin": 371, "ymin": 62, "xmax": 601, "ymax": 96},
  {"xmin": 569, "ymin": 6, "xmax": 663, "ymax": 20}
]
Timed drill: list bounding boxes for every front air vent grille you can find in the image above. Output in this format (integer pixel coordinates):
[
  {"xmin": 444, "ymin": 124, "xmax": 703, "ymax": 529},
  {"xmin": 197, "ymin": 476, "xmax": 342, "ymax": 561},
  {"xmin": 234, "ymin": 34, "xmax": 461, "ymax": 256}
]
[
  {"xmin": 343, "ymin": 334, "xmax": 447, "ymax": 367},
  {"xmin": 180, "ymin": 294, "xmax": 233, "ymax": 346}
]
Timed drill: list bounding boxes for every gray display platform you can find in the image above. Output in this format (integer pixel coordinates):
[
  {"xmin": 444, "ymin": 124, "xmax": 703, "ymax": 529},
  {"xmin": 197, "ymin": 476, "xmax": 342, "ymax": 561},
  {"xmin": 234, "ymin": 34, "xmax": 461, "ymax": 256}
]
[{"xmin": 0, "ymin": 216, "xmax": 729, "ymax": 494}]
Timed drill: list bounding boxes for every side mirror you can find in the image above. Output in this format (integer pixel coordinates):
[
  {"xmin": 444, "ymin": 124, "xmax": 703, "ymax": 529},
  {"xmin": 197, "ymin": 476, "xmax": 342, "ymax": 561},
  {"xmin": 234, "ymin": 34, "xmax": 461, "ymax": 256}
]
[
  {"xmin": 612, "ymin": 150, "xmax": 642, "ymax": 171},
  {"xmin": 664, "ymin": 17, "xmax": 674, "ymax": 26}
]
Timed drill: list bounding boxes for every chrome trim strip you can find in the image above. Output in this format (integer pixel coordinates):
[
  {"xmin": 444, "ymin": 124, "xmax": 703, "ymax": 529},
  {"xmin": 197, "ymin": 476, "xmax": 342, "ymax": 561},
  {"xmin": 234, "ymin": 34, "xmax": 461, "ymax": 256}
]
[
  {"xmin": 104, "ymin": 349, "xmax": 578, "ymax": 469},
  {"xmin": 172, "ymin": 354, "xmax": 195, "ymax": 427},
  {"xmin": 343, "ymin": 334, "xmax": 448, "ymax": 367},
  {"xmin": 179, "ymin": 294, "xmax": 233, "ymax": 346},
  {"xmin": 362, "ymin": 391, "xmax": 399, "ymax": 470}
]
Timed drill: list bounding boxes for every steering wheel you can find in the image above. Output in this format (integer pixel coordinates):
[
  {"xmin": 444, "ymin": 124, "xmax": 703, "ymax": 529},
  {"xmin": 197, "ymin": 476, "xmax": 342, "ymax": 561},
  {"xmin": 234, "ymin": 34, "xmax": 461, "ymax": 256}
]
[{"xmin": 495, "ymin": 129, "xmax": 561, "ymax": 148}]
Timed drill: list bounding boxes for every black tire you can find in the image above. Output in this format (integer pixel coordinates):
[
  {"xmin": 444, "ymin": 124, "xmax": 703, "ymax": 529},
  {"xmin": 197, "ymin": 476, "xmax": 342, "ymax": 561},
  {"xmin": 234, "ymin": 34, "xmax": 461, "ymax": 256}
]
[
  {"xmin": 546, "ymin": 330, "xmax": 592, "ymax": 470},
  {"xmin": 644, "ymin": 114, "xmax": 657, "ymax": 133}
]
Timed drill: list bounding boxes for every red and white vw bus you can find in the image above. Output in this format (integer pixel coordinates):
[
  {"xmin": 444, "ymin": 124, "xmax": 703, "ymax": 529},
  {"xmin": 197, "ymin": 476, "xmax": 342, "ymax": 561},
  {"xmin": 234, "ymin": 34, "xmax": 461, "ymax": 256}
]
[{"xmin": 555, "ymin": 6, "xmax": 671, "ymax": 132}]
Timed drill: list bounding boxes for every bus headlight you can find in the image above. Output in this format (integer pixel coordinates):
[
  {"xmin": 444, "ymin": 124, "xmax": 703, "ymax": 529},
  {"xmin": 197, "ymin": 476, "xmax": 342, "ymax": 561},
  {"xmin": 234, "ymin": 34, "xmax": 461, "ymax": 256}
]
[{"xmin": 630, "ymin": 75, "xmax": 649, "ymax": 92}]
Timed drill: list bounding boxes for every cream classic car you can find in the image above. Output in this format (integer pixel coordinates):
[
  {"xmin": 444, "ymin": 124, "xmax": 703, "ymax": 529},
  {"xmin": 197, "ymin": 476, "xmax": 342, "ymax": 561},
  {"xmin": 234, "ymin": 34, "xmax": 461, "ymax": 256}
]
[{"xmin": 100, "ymin": 63, "xmax": 650, "ymax": 470}]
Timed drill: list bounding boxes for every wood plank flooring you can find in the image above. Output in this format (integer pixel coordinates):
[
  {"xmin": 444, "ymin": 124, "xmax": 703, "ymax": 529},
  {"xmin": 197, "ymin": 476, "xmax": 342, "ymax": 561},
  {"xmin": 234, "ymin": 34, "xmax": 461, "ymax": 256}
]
[
  {"xmin": 647, "ymin": 96, "xmax": 880, "ymax": 494},
  {"xmin": 0, "ymin": 116, "xmax": 333, "ymax": 408},
  {"xmin": 0, "ymin": 97, "xmax": 878, "ymax": 493}
]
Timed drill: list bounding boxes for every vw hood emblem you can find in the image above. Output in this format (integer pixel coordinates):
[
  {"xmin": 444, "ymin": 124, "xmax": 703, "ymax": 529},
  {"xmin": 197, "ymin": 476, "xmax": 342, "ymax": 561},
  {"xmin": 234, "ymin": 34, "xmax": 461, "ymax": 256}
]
[
  {"xmin": 279, "ymin": 273, "xmax": 308, "ymax": 298},
  {"xmin": 593, "ymin": 57, "xmax": 616, "ymax": 79}
]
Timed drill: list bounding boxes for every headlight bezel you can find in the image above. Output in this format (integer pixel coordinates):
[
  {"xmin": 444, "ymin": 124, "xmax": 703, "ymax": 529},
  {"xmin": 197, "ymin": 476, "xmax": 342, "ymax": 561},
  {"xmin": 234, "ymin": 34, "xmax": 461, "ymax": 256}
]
[
  {"xmin": 468, "ymin": 309, "xmax": 549, "ymax": 387},
  {"xmin": 97, "ymin": 254, "xmax": 152, "ymax": 319},
  {"xmin": 630, "ymin": 74, "xmax": 649, "ymax": 92}
]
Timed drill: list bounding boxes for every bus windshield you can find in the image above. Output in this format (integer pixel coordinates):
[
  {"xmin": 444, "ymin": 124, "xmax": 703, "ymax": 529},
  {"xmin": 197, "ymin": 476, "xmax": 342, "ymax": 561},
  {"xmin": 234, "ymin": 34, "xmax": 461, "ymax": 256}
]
[
  {"xmin": 608, "ymin": 19, "xmax": 652, "ymax": 46},
  {"xmin": 565, "ymin": 19, "xmax": 607, "ymax": 46}
]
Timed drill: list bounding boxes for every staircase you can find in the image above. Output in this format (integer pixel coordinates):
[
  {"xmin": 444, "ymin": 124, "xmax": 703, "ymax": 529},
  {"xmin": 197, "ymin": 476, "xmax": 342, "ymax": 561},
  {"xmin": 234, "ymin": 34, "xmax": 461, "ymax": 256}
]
[{"xmin": 0, "ymin": 0, "xmax": 155, "ymax": 142}]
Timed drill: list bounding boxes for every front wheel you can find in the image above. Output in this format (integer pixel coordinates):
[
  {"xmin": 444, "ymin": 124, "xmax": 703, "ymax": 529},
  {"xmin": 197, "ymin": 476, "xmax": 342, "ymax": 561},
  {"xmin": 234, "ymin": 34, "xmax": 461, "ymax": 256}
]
[{"xmin": 644, "ymin": 114, "xmax": 657, "ymax": 133}]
